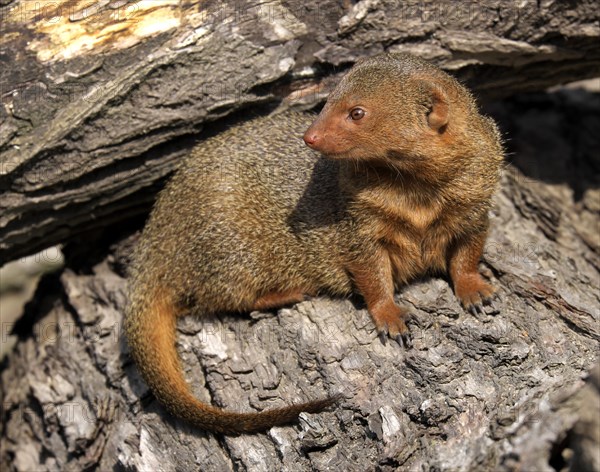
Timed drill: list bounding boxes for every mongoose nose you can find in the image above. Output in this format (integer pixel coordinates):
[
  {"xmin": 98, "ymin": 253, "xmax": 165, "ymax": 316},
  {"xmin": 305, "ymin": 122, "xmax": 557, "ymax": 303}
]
[{"xmin": 303, "ymin": 130, "xmax": 319, "ymax": 148}]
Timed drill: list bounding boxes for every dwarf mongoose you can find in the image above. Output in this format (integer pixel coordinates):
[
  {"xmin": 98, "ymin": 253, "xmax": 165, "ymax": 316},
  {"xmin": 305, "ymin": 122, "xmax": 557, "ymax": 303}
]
[{"xmin": 126, "ymin": 53, "xmax": 504, "ymax": 434}]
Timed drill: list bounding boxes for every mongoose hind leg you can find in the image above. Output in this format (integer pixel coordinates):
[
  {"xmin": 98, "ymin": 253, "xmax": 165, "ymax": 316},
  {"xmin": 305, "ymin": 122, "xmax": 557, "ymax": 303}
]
[
  {"xmin": 251, "ymin": 290, "xmax": 307, "ymax": 311},
  {"xmin": 348, "ymin": 249, "xmax": 412, "ymax": 348},
  {"xmin": 449, "ymin": 232, "xmax": 497, "ymax": 315}
]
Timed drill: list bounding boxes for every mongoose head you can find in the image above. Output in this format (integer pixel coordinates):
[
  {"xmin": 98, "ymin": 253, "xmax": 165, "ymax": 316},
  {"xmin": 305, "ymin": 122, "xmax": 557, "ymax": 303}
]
[{"xmin": 304, "ymin": 53, "xmax": 477, "ymax": 173}]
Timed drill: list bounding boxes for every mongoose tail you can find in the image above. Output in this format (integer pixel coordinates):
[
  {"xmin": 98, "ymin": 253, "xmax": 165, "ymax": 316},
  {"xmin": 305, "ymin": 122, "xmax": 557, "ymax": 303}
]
[{"xmin": 125, "ymin": 289, "xmax": 340, "ymax": 434}]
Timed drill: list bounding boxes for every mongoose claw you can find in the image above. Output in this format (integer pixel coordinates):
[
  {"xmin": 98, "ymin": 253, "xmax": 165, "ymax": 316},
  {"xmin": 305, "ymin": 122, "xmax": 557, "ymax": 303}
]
[
  {"xmin": 466, "ymin": 296, "xmax": 500, "ymax": 316},
  {"xmin": 482, "ymin": 294, "xmax": 501, "ymax": 315},
  {"xmin": 372, "ymin": 305, "xmax": 411, "ymax": 348},
  {"xmin": 395, "ymin": 332, "xmax": 413, "ymax": 349},
  {"xmin": 457, "ymin": 276, "xmax": 497, "ymax": 316}
]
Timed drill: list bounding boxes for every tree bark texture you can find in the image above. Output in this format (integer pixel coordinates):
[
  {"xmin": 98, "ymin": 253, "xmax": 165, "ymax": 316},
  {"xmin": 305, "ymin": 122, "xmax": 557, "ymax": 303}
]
[{"xmin": 1, "ymin": 1, "xmax": 599, "ymax": 471}]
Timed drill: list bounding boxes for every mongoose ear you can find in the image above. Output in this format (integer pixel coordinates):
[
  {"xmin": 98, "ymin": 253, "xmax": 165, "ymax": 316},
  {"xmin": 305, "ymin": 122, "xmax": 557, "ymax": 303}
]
[{"xmin": 425, "ymin": 84, "xmax": 449, "ymax": 132}]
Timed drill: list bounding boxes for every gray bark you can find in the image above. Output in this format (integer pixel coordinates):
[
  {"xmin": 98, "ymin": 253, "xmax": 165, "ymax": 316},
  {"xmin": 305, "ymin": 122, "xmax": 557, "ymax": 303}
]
[{"xmin": 1, "ymin": 0, "xmax": 599, "ymax": 471}]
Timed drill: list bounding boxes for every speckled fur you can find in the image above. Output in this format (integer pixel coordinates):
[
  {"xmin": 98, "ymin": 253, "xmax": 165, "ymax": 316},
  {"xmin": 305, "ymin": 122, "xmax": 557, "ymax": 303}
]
[{"xmin": 126, "ymin": 53, "xmax": 504, "ymax": 434}]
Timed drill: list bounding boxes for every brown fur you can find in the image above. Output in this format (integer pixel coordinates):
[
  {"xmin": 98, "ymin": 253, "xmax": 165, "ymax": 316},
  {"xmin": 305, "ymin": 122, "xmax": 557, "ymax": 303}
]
[{"xmin": 125, "ymin": 53, "xmax": 504, "ymax": 434}]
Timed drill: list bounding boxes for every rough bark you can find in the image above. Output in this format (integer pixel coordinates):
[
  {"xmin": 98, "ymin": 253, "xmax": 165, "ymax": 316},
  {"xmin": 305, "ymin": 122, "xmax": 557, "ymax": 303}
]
[
  {"xmin": 1, "ymin": 1, "xmax": 599, "ymax": 471},
  {"xmin": 1, "ymin": 0, "xmax": 599, "ymax": 263}
]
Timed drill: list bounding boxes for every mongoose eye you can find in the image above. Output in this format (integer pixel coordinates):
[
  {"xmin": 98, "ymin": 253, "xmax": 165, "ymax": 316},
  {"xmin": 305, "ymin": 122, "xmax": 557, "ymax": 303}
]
[{"xmin": 349, "ymin": 108, "xmax": 365, "ymax": 120}]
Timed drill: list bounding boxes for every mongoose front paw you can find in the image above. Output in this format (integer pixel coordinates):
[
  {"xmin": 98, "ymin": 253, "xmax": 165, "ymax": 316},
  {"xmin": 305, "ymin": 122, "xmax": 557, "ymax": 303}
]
[
  {"xmin": 455, "ymin": 274, "xmax": 498, "ymax": 315},
  {"xmin": 372, "ymin": 304, "xmax": 413, "ymax": 349}
]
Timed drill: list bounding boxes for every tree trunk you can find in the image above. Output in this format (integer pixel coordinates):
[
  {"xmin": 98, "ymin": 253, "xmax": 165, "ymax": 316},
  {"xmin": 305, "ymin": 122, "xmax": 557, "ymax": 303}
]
[
  {"xmin": 1, "ymin": 0, "xmax": 599, "ymax": 263},
  {"xmin": 1, "ymin": 1, "xmax": 599, "ymax": 471}
]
